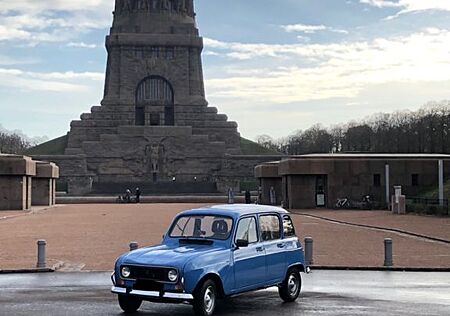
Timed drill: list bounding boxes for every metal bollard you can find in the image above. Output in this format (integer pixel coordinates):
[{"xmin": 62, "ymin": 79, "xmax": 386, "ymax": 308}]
[
  {"xmin": 129, "ymin": 242, "xmax": 139, "ymax": 251},
  {"xmin": 37, "ymin": 240, "xmax": 46, "ymax": 268},
  {"xmin": 304, "ymin": 237, "xmax": 314, "ymax": 266},
  {"xmin": 384, "ymin": 238, "xmax": 393, "ymax": 267}
]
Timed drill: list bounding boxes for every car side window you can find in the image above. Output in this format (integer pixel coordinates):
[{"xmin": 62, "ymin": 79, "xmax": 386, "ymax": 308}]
[
  {"xmin": 235, "ymin": 217, "xmax": 258, "ymax": 244},
  {"xmin": 283, "ymin": 215, "xmax": 296, "ymax": 238},
  {"xmin": 259, "ymin": 215, "xmax": 281, "ymax": 241}
]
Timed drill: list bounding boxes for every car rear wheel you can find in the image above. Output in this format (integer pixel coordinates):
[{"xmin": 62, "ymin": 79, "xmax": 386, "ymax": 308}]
[
  {"xmin": 118, "ymin": 294, "xmax": 142, "ymax": 313},
  {"xmin": 278, "ymin": 267, "xmax": 301, "ymax": 302},
  {"xmin": 193, "ymin": 279, "xmax": 217, "ymax": 316}
]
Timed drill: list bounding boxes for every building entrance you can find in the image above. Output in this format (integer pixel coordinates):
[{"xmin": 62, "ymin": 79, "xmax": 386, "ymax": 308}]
[{"xmin": 315, "ymin": 175, "xmax": 327, "ymax": 207}]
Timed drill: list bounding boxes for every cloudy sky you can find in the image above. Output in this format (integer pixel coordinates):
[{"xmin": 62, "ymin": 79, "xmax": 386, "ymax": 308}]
[{"xmin": 0, "ymin": 0, "xmax": 449, "ymax": 141}]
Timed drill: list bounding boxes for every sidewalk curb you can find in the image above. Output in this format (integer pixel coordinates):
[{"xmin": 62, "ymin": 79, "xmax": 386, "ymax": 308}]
[
  {"xmin": 309, "ymin": 266, "xmax": 450, "ymax": 272},
  {"xmin": 0, "ymin": 268, "xmax": 54, "ymax": 274}
]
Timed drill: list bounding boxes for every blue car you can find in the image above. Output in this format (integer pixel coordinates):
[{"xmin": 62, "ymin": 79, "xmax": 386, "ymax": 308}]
[{"xmin": 111, "ymin": 204, "xmax": 307, "ymax": 315}]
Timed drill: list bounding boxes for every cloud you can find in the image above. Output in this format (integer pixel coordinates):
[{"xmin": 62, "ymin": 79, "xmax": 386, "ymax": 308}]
[
  {"xmin": 0, "ymin": 54, "xmax": 38, "ymax": 65},
  {"xmin": 282, "ymin": 23, "xmax": 348, "ymax": 34},
  {"xmin": 359, "ymin": 0, "xmax": 402, "ymax": 8},
  {"xmin": 67, "ymin": 42, "xmax": 99, "ymax": 49},
  {"xmin": 204, "ymin": 28, "xmax": 450, "ymax": 104},
  {"xmin": 0, "ymin": 67, "xmax": 104, "ymax": 92},
  {"xmin": 0, "ymin": 0, "xmax": 113, "ymax": 45},
  {"xmin": 360, "ymin": 0, "xmax": 450, "ymax": 18}
]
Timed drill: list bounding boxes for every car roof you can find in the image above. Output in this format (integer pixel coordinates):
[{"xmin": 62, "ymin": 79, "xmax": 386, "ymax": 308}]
[{"xmin": 178, "ymin": 204, "xmax": 289, "ymax": 220}]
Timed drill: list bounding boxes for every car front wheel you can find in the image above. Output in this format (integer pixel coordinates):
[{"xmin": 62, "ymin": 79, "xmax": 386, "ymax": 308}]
[
  {"xmin": 193, "ymin": 279, "xmax": 217, "ymax": 316},
  {"xmin": 278, "ymin": 268, "xmax": 301, "ymax": 302},
  {"xmin": 118, "ymin": 294, "xmax": 142, "ymax": 313}
]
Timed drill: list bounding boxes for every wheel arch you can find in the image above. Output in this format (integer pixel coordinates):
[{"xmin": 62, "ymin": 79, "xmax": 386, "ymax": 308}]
[
  {"xmin": 193, "ymin": 273, "xmax": 226, "ymax": 298},
  {"xmin": 287, "ymin": 263, "xmax": 306, "ymax": 274}
]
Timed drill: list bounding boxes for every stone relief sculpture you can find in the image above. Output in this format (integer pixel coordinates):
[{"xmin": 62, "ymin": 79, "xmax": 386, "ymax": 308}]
[{"xmin": 117, "ymin": 0, "xmax": 191, "ymax": 15}]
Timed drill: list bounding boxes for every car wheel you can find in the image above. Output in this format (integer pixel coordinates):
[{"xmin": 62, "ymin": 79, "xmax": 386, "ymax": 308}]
[
  {"xmin": 278, "ymin": 268, "xmax": 301, "ymax": 302},
  {"xmin": 193, "ymin": 279, "xmax": 217, "ymax": 316},
  {"xmin": 118, "ymin": 294, "xmax": 142, "ymax": 313}
]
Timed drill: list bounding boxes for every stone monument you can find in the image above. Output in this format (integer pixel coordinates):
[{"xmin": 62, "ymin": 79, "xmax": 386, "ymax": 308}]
[
  {"xmin": 32, "ymin": 0, "xmax": 282, "ymax": 195},
  {"xmin": 63, "ymin": 0, "xmax": 243, "ymax": 192}
]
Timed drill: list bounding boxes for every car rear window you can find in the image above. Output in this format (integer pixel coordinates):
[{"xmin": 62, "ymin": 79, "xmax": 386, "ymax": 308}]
[{"xmin": 283, "ymin": 215, "xmax": 296, "ymax": 238}]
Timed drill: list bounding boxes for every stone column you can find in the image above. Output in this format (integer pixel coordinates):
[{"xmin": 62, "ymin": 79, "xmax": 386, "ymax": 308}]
[
  {"xmin": 32, "ymin": 162, "xmax": 60, "ymax": 206},
  {"xmin": 0, "ymin": 155, "xmax": 36, "ymax": 210}
]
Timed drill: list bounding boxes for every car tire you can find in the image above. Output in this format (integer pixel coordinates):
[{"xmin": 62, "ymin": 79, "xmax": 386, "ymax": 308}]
[
  {"xmin": 193, "ymin": 279, "xmax": 217, "ymax": 316},
  {"xmin": 118, "ymin": 294, "xmax": 142, "ymax": 313},
  {"xmin": 278, "ymin": 267, "xmax": 301, "ymax": 302}
]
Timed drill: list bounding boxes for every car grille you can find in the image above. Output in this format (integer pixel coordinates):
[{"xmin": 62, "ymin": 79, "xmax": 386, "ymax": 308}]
[
  {"xmin": 126, "ymin": 265, "xmax": 173, "ymax": 283},
  {"xmin": 133, "ymin": 279, "xmax": 164, "ymax": 292}
]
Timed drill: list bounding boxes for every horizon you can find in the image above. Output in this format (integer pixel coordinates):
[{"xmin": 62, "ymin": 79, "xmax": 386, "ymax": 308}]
[{"xmin": 0, "ymin": 0, "xmax": 450, "ymax": 142}]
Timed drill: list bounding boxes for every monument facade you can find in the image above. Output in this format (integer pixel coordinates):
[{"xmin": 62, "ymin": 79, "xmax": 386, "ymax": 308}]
[
  {"xmin": 29, "ymin": 0, "xmax": 283, "ymax": 195},
  {"xmin": 59, "ymin": 0, "xmax": 251, "ymax": 192}
]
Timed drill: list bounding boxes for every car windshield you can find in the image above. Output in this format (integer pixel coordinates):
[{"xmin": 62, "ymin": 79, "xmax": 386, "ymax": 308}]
[{"xmin": 169, "ymin": 215, "xmax": 233, "ymax": 241}]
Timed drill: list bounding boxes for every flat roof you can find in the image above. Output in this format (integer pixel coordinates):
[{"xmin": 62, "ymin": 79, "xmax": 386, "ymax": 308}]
[
  {"xmin": 290, "ymin": 153, "xmax": 450, "ymax": 159},
  {"xmin": 178, "ymin": 204, "xmax": 289, "ymax": 219}
]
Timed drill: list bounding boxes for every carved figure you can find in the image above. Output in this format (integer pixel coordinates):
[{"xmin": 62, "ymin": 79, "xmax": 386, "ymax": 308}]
[
  {"xmin": 160, "ymin": 0, "xmax": 170, "ymax": 10},
  {"xmin": 122, "ymin": 0, "xmax": 132, "ymax": 12}
]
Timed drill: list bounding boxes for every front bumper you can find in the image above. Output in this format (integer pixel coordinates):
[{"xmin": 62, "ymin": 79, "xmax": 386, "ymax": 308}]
[{"xmin": 111, "ymin": 286, "xmax": 194, "ymax": 300}]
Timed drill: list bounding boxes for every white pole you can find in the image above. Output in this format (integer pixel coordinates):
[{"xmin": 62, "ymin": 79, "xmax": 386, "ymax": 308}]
[
  {"xmin": 385, "ymin": 164, "xmax": 390, "ymax": 208},
  {"xmin": 439, "ymin": 160, "xmax": 444, "ymax": 206}
]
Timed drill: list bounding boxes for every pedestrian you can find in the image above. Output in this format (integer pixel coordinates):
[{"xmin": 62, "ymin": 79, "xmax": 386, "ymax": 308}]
[
  {"xmin": 135, "ymin": 188, "xmax": 141, "ymax": 203},
  {"xmin": 270, "ymin": 186, "xmax": 276, "ymax": 205},
  {"xmin": 245, "ymin": 190, "xmax": 251, "ymax": 204},
  {"xmin": 227, "ymin": 188, "xmax": 234, "ymax": 204},
  {"xmin": 125, "ymin": 189, "xmax": 132, "ymax": 203},
  {"xmin": 257, "ymin": 185, "xmax": 262, "ymax": 204}
]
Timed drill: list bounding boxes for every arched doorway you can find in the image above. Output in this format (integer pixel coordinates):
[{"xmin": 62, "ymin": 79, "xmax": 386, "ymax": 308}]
[{"xmin": 135, "ymin": 76, "xmax": 174, "ymax": 126}]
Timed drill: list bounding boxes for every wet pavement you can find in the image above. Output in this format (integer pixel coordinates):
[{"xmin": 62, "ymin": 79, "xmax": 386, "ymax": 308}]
[{"xmin": 0, "ymin": 270, "xmax": 449, "ymax": 316}]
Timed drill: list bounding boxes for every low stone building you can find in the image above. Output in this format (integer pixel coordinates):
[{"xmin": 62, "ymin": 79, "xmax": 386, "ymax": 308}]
[
  {"xmin": 255, "ymin": 154, "xmax": 450, "ymax": 209},
  {"xmin": 32, "ymin": 161, "xmax": 59, "ymax": 206},
  {"xmin": 0, "ymin": 154, "xmax": 59, "ymax": 210}
]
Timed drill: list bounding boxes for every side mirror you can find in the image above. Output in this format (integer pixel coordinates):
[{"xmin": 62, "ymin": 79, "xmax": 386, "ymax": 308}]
[{"xmin": 235, "ymin": 239, "xmax": 249, "ymax": 248}]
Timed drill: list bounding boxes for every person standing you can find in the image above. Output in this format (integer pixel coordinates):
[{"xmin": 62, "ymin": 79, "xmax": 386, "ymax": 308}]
[
  {"xmin": 135, "ymin": 188, "xmax": 141, "ymax": 203},
  {"xmin": 270, "ymin": 186, "xmax": 276, "ymax": 205},
  {"xmin": 227, "ymin": 188, "xmax": 234, "ymax": 204},
  {"xmin": 245, "ymin": 190, "xmax": 251, "ymax": 204},
  {"xmin": 125, "ymin": 189, "xmax": 132, "ymax": 203}
]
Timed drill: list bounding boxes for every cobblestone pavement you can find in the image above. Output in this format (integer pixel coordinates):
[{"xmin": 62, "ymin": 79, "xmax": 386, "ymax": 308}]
[{"xmin": 0, "ymin": 204, "xmax": 449, "ymax": 270}]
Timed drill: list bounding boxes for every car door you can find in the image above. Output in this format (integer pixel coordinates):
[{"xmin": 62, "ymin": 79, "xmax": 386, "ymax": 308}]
[
  {"xmin": 259, "ymin": 214, "xmax": 286, "ymax": 284},
  {"xmin": 232, "ymin": 216, "xmax": 266, "ymax": 291}
]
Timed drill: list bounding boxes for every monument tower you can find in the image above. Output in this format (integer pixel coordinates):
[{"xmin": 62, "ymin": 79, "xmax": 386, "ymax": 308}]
[{"xmin": 63, "ymin": 0, "xmax": 243, "ymax": 191}]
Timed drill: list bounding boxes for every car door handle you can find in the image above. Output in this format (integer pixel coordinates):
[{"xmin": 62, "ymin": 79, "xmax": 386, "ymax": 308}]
[
  {"xmin": 277, "ymin": 243, "xmax": 286, "ymax": 248},
  {"xmin": 256, "ymin": 246, "xmax": 264, "ymax": 252}
]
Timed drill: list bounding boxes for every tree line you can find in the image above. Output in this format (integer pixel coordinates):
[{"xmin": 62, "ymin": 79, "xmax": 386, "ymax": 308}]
[
  {"xmin": 0, "ymin": 132, "xmax": 33, "ymax": 154},
  {"xmin": 256, "ymin": 102, "xmax": 450, "ymax": 155}
]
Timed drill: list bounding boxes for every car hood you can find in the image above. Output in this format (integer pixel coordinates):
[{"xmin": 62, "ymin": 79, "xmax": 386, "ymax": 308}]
[{"xmin": 121, "ymin": 243, "xmax": 225, "ymax": 269}]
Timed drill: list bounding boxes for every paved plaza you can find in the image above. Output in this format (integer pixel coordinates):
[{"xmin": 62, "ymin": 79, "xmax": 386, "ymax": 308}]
[
  {"xmin": 0, "ymin": 271, "xmax": 449, "ymax": 316},
  {"xmin": 0, "ymin": 204, "xmax": 449, "ymax": 271}
]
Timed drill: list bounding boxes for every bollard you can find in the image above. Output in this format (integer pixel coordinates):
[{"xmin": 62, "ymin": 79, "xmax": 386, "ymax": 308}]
[
  {"xmin": 304, "ymin": 237, "xmax": 313, "ymax": 266},
  {"xmin": 384, "ymin": 238, "xmax": 393, "ymax": 267},
  {"xmin": 129, "ymin": 241, "xmax": 139, "ymax": 251},
  {"xmin": 37, "ymin": 240, "xmax": 46, "ymax": 268}
]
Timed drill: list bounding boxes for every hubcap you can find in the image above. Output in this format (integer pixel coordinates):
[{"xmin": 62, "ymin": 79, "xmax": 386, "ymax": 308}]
[
  {"xmin": 288, "ymin": 274, "xmax": 299, "ymax": 295},
  {"xmin": 204, "ymin": 286, "xmax": 215, "ymax": 314}
]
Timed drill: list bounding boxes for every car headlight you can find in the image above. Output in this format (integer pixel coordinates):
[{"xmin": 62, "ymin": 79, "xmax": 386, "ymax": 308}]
[
  {"xmin": 168, "ymin": 269, "xmax": 178, "ymax": 282},
  {"xmin": 121, "ymin": 266, "xmax": 131, "ymax": 278}
]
